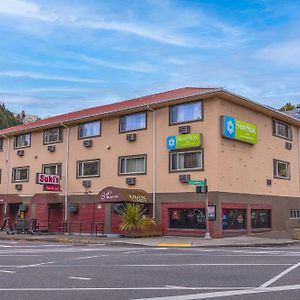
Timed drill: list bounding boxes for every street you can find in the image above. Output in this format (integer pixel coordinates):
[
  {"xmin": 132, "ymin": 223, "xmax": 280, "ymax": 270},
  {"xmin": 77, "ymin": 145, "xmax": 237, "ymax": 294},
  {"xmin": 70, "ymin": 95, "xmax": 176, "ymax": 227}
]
[{"xmin": 0, "ymin": 241, "xmax": 299, "ymax": 299}]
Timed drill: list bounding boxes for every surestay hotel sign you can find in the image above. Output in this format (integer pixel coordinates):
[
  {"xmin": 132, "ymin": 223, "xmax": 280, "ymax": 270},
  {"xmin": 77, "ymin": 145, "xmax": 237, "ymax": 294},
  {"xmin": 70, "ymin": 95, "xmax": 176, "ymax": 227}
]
[
  {"xmin": 221, "ymin": 115, "xmax": 257, "ymax": 144},
  {"xmin": 167, "ymin": 133, "xmax": 201, "ymax": 150}
]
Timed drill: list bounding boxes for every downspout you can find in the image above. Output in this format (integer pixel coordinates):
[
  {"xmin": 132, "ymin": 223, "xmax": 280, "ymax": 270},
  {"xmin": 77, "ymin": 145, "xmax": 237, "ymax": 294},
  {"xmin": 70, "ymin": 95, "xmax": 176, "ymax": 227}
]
[
  {"xmin": 60, "ymin": 123, "xmax": 70, "ymax": 223},
  {"xmin": 146, "ymin": 105, "xmax": 156, "ymax": 218},
  {"xmin": 2, "ymin": 135, "xmax": 10, "ymax": 216}
]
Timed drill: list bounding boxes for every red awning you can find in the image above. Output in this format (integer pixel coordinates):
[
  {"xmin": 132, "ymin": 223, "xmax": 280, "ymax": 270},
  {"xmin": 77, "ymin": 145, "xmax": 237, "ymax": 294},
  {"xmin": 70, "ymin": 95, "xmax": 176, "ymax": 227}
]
[
  {"xmin": 98, "ymin": 187, "xmax": 152, "ymax": 204},
  {"xmin": 32, "ymin": 193, "xmax": 63, "ymax": 204},
  {"xmin": 0, "ymin": 194, "xmax": 22, "ymax": 204}
]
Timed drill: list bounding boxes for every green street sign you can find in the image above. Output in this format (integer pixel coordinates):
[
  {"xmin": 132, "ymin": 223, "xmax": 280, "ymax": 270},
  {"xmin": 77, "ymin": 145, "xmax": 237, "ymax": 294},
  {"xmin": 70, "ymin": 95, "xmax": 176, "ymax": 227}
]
[{"xmin": 188, "ymin": 180, "xmax": 205, "ymax": 186}]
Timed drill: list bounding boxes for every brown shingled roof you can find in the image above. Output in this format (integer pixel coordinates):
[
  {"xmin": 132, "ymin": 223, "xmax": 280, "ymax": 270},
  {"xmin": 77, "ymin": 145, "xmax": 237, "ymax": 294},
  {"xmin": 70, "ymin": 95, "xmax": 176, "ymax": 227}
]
[{"xmin": 0, "ymin": 87, "xmax": 218, "ymax": 135}]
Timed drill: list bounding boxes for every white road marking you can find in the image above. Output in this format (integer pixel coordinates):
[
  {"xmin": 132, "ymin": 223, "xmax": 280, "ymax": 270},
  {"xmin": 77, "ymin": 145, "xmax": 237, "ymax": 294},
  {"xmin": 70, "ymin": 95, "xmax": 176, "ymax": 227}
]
[
  {"xmin": 68, "ymin": 276, "xmax": 91, "ymax": 281},
  {"xmin": 123, "ymin": 250, "xmax": 146, "ymax": 254},
  {"xmin": 73, "ymin": 256, "xmax": 99, "ymax": 260},
  {"xmin": 17, "ymin": 261, "xmax": 56, "ymax": 269},
  {"xmin": 134, "ymin": 284, "xmax": 300, "ymax": 299},
  {"xmin": 123, "ymin": 263, "xmax": 292, "ymax": 267},
  {"xmin": 0, "ymin": 270, "xmax": 16, "ymax": 273},
  {"xmin": 259, "ymin": 260, "xmax": 300, "ymax": 288}
]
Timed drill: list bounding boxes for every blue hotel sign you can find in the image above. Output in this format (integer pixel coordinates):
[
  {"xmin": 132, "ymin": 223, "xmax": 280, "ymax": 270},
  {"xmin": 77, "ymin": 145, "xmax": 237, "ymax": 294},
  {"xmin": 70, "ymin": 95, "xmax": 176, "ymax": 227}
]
[
  {"xmin": 221, "ymin": 115, "xmax": 257, "ymax": 144},
  {"xmin": 167, "ymin": 133, "xmax": 201, "ymax": 150}
]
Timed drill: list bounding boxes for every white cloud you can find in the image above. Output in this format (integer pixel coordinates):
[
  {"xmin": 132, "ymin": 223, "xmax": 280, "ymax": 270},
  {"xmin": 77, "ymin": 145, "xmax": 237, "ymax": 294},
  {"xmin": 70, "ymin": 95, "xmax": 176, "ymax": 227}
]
[
  {"xmin": 0, "ymin": 71, "xmax": 106, "ymax": 83},
  {"xmin": 257, "ymin": 40, "xmax": 300, "ymax": 67}
]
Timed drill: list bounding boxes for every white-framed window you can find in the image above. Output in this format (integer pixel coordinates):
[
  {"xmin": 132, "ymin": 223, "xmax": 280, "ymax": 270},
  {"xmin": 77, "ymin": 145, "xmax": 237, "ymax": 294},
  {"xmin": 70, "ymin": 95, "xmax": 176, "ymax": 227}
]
[
  {"xmin": 78, "ymin": 120, "xmax": 101, "ymax": 139},
  {"xmin": 170, "ymin": 150, "xmax": 203, "ymax": 171},
  {"xmin": 0, "ymin": 138, "xmax": 3, "ymax": 151},
  {"xmin": 42, "ymin": 163, "xmax": 62, "ymax": 177},
  {"xmin": 15, "ymin": 133, "xmax": 31, "ymax": 149},
  {"xmin": 77, "ymin": 159, "xmax": 100, "ymax": 178},
  {"xmin": 12, "ymin": 167, "xmax": 29, "ymax": 182},
  {"xmin": 272, "ymin": 120, "xmax": 292, "ymax": 140},
  {"xmin": 119, "ymin": 155, "xmax": 146, "ymax": 175},
  {"xmin": 273, "ymin": 159, "xmax": 290, "ymax": 179},
  {"xmin": 44, "ymin": 127, "xmax": 63, "ymax": 144},
  {"xmin": 119, "ymin": 112, "xmax": 146, "ymax": 132},
  {"xmin": 170, "ymin": 101, "xmax": 202, "ymax": 125},
  {"xmin": 290, "ymin": 209, "xmax": 300, "ymax": 219}
]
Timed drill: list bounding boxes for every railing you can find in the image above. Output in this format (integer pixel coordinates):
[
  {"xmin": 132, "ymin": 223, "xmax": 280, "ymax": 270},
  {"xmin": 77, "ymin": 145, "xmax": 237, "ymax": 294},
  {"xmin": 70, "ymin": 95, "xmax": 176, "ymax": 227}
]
[{"xmin": 36, "ymin": 220, "xmax": 104, "ymax": 236}]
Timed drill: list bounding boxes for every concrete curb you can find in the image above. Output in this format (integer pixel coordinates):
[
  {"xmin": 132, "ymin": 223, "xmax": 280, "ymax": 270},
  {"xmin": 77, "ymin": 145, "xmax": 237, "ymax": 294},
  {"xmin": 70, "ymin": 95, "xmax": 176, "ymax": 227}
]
[{"xmin": 0, "ymin": 234, "xmax": 299, "ymax": 248}]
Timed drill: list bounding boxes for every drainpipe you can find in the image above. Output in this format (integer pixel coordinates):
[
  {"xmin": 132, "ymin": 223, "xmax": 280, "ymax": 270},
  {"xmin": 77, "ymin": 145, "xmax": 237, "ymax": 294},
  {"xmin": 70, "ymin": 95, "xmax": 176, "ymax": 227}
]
[
  {"xmin": 60, "ymin": 123, "xmax": 70, "ymax": 223},
  {"xmin": 2, "ymin": 135, "xmax": 10, "ymax": 216},
  {"xmin": 146, "ymin": 105, "xmax": 156, "ymax": 219}
]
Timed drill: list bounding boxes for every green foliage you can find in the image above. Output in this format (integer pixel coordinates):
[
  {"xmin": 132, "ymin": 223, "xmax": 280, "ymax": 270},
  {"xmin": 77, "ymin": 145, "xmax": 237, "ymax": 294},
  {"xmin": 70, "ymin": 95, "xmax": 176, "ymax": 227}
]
[
  {"xmin": 279, "ymin": 102, "xmax": 296, "ymax": 112},
  {"xmin": 0, "ymin": 103, "xmax": 22, "ymax": 130},
  {"xmin": 119, "ymin": 203, "xmax": 155, "ymax": 232}
]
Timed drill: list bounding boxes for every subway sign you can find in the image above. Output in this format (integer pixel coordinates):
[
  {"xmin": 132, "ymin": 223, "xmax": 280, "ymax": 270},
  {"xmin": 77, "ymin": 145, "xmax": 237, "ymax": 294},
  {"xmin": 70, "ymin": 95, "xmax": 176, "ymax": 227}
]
[
  {"xmin": 221, "ymin": 115, "xmax": 257, "ymax": 144},
  {"xmin": 167, "ymin": 133, "xmax": 201, "ymax": 150}
]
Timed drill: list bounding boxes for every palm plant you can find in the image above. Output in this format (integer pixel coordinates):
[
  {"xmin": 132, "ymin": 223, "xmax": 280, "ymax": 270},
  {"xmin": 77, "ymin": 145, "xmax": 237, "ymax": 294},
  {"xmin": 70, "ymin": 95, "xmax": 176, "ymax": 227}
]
[{"xmin": 119, "ymin": 203, "xmax": 154, "ymax": 232}]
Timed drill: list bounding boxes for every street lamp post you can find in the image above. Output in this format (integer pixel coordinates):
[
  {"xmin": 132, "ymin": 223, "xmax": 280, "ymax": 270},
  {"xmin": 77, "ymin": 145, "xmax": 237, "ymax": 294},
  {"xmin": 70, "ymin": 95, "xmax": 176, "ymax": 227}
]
[{"xmin": 203, "ymin": 179, "xmax": 211, "ymax": 239}]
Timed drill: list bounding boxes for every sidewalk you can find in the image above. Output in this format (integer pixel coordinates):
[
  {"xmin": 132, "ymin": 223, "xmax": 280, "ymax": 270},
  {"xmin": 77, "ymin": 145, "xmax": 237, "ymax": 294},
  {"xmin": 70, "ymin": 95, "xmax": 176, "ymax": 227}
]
[{"xmin": 0, "ymin": 230, "xmax": 298, "ymax": 248}]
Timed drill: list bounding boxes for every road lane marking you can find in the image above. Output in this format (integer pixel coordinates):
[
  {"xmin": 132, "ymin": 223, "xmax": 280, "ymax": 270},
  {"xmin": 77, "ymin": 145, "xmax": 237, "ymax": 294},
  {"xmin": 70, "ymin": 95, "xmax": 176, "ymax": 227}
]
[
  {"xmin": 68, "ymin": 276, "xmax": 91, "ymax": 281},
  {"xmin": 134, "ymin": 284, "xmax": 300, "ymax": 299},
  {"xmin": 123, "ymin": 250, "xmax": 146, "ymax": 254},
  {"xmin": 17, "ymin": 261, "xmax": 56, "ymax": 269},
  {"xmin": 122, "ymin": 263, "xmax": 292, "ymax": 267},
  {"xmin": 157, "ymin": 244, "xmax": 192, "ymax": 247},
  {"xmin": 0, "ymin": 270, "xmax": 16, "ymax": 273},
  {"xmin": 259, "ymin": 260, "xmax": 300, "ymax": 288},
  {"xmin": 73, "ymin": 256, "xmax": 99, "ymax": 260}
]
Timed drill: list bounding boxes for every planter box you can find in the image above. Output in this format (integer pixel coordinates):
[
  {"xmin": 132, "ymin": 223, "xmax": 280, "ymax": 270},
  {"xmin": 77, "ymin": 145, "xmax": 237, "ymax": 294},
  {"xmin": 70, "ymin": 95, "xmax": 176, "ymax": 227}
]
[{"xmin": 124, "ymin": 224, "xmax": 163, "ymax": 238}]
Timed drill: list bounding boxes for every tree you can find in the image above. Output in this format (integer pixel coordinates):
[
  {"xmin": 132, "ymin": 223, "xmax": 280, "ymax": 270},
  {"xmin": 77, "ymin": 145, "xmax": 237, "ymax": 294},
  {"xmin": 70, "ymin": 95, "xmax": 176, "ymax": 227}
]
[
  {"xmin": 0, "ymin": 103, "xmax": 22, "ymax": 130},
  {"xmin": 279, "ymin": 102, "xmax": 295, "ymax": 112}
]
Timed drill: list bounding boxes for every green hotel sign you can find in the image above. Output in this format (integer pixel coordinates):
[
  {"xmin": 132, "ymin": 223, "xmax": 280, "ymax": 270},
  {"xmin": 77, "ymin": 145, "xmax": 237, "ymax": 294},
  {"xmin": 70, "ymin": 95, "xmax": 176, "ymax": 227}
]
[
  {"xmin": 222, "ymin": 115, "xmax": 257, "ymax": 144},
  {"xmin": 167, "ymin": 133, "xmax": 201, "ymax": 150}
]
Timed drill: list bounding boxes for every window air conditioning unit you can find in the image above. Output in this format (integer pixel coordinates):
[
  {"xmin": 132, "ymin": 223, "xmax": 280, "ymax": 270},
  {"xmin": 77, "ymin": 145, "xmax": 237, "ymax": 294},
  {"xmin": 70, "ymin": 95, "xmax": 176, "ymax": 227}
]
[
  {"xmin": 17, "ymin": 150, "xmax": 24, "ymax": 156},
  {"xmin": 126, "ymin": 177, "xmax": 136, "ymax": 185},
  {"xmin": 179, "ymin": 174, "xmax": 191, "ymax": 183},
  {"xmin": 83, "ymin": 139, "xmax": 93, "ymax": 148},
  {"xmin": 15, "ymin": 184, "xmax": 22, "ymax": 191},
  {"xmin": 47, "ymin": 145, "xmax": 56, "ymax": 152},
  {"xmin": 179, "ymin": 125, "xmax": 191, "ymax": 134},
  {"xmin": 285, "ymin": 142, "xmax": 292, "ymax": 150},
  {"xmin": 82, "ymin": 180, "xmax": 91, "ymax": 188},
  {"xmin": 126, "ymin": 133, "xmax": 137, "ymax": 142}
]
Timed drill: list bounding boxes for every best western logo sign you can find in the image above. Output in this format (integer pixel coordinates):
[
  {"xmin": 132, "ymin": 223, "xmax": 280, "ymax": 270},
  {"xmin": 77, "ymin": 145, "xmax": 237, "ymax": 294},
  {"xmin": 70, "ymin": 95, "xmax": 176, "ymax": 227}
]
[
  {"xmin": 221, "ymin": 115, "xmax": 257, "ymax": 144},
  {"xmin": 167, "ymin": 133, "xmax": 201, "ymax": 150},
  {"xmin": 36, "ymin": 173, "xmax": 60, "ymax": 185}
]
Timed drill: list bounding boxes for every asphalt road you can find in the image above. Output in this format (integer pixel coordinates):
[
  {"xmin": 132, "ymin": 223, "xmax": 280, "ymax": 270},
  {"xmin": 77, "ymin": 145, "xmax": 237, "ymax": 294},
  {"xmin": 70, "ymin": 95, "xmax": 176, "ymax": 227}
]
[{"xmin": 0, "ymin": 240, "xmax": 299, "ymax": 299}]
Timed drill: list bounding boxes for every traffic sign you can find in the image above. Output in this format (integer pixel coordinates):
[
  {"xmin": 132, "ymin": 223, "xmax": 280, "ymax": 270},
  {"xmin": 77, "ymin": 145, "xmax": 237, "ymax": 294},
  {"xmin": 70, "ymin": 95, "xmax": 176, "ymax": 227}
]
[{"xmin": 188, "ymin": 180, "xmax": 206, "ymax": 186}]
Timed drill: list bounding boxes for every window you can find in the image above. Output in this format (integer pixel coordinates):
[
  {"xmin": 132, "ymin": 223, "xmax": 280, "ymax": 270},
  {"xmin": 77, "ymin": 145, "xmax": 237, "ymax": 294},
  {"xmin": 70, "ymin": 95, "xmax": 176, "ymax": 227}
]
[
  {"xmin": 0, "ymin": 138, "xmax": 3, "ymax": 151},
  {"xmin": 77, "ymin": 159, "xmax": 100, "ymax": 178},
  {"xmin": 290, "ymin": 209, "xmax": 300, "ymax": 219},
  {"xmin": 120, "ymin": 112, "xmax": 146, "ymax": 132},
  {"xmin": 78, "ymin": 120, "xmax": 101, "ymax": 139},
  {"xmin": 12, "ymin": 167, "xmax": 29, "ymax": 182},
  {"xmin": 119, "ymin": 155, "xmax": 146, "ymax": 175},
  {"xmin": 170, "ymin": 101, "xmax": 202, "ymax": 125},
  {"xmin": 272, "ymin": 120, "xmax": 292, "ymax": 140},
  {"xmin": 44, "ymin": 128, "xmax": 63, "ymax": 144},
  {"xmin": 222, "ymin": 208, "xmax": 246, "ymax": 230},
  {"xmin": 42, "ymin": 163, "xmax": 62, "ymax": 177},
  {"xmin": 273, "ymin": 159, "xmax": 290, "ymax": 179},
  {"xmin": 15, "ymin": 133, "xmax": 31, "ymax": 149},
  {"xmin": 170, "ymin": 150, "xmax": 203, "ymax": 171},
  {"xmin": 168, "ymin": 208, "xmax": 206, "ymax": 230},
  {"xmin": 251, "ymin": 209, "xmax": 271, "ymax": 229}
]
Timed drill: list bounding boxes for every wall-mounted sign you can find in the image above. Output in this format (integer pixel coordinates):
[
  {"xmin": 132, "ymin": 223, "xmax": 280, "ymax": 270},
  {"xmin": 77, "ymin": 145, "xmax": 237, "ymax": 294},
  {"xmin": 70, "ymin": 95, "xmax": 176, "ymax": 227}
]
[
  {"xmin": 167, "ymin": 133, "xmax": 201, "ymax": 150},
  {"xmin": 36, "ymin": 173, "xmax": 60, "ymax": 185},
  {"xmin": 43, "ymin": 184, "xmax": 61, "ymax": 192},
  {"xmin": 208, "ymin": 205, "xmax": 216, "ymax": 221},
  {"xmin": 221, "ymin": 115, "xmax": 257, "ymax": 144}
]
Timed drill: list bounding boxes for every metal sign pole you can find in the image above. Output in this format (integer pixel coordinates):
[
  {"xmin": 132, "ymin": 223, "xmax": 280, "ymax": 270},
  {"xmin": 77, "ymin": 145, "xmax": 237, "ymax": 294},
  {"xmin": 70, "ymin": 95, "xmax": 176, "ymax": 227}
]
[{"xmin": 204, "ymin": 179, "xmax": 212, "ymax": 239}]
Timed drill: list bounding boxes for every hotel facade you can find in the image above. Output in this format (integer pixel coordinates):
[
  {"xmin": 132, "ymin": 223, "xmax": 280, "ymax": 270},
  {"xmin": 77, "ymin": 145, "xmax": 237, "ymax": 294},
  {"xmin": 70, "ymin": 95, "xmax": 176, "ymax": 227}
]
[{"xmin": 0, "ymin": 87, "xmax": 300, "ymax": 237}]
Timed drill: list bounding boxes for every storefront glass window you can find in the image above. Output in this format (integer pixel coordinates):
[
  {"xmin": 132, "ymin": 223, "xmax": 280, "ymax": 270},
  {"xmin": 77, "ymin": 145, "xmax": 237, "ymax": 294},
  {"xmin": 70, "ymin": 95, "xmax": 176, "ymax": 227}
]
[
  {"xmin": 251, "ymin": 209, "xmax": 271, "ymax": 228},
  {"xmin": 222, "ymin": 208, "xmax": 246, "ymax": 230},
  {"xmin": 168, "ymin": 208, "xmax": 206, "ymax": 230}
]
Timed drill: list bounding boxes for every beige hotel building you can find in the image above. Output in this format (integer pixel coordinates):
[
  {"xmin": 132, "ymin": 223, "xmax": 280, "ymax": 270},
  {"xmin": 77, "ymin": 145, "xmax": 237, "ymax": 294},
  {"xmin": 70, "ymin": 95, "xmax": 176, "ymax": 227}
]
[{"xmin": 0, "ymin": 87, "xmax": 300, "ymax": 237}]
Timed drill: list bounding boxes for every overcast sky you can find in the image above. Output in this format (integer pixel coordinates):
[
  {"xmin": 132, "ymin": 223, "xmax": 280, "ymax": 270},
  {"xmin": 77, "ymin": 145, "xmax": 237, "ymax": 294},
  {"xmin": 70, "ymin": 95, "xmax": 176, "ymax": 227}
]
[{"xmin": 0, "ymin": 0, "xmax": 299, "ymax": 117}]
